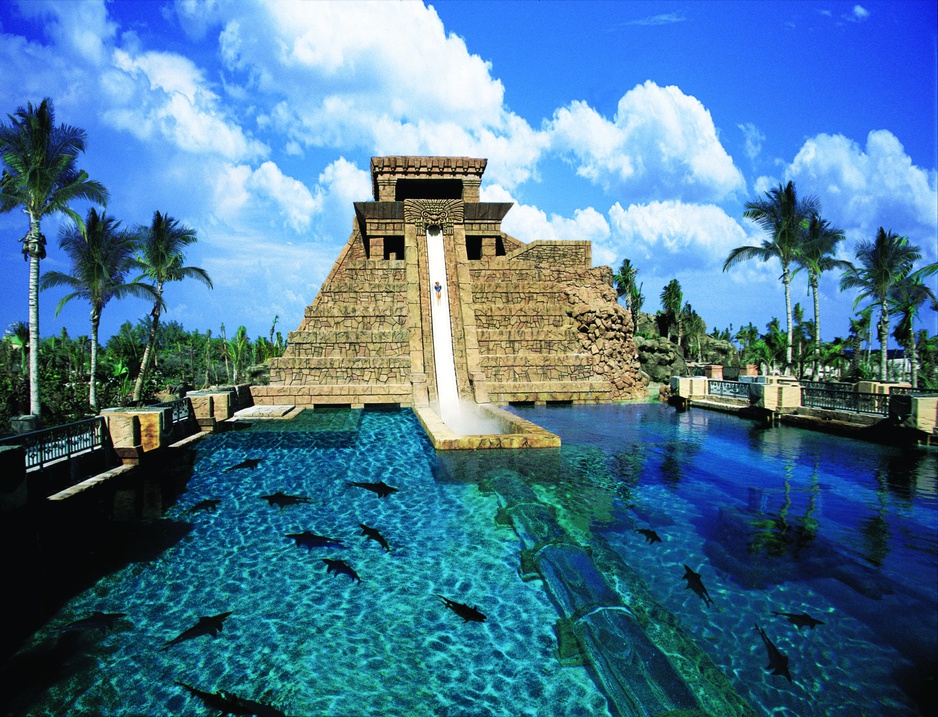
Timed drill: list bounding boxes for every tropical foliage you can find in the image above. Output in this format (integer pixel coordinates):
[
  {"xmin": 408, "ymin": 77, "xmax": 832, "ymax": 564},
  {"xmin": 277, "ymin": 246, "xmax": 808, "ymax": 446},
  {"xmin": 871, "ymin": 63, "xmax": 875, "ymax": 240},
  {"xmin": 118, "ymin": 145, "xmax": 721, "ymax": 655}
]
[
  {"xmin": 840, "ymin": 228, "xmax": 922, "ymax": 381},
  {"xmin": 39, "ymin": 208, "xmax": 157, "ymax": 410},
  {"xmin": 131, "ymin": 211, "xmax": 213, "ymax": 402},
  {"xmin": 1, "ymin": 318, "xmax": 286, "ymax": 432},
  {"xmin": 724, "ymin": 180, "xmax": 819, "ymax": 368},
  {"xmin": 0, "ymin": 98, "xmax": 108, "ymax": 421}
]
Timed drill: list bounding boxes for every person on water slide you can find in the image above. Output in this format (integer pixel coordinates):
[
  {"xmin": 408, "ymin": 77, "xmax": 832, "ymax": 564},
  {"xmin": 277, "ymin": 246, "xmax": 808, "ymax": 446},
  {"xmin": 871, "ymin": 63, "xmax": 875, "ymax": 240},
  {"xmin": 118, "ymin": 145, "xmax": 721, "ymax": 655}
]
[{"xmin": 434, "ymin": 281, "xmax": 442, "ymax": 305}]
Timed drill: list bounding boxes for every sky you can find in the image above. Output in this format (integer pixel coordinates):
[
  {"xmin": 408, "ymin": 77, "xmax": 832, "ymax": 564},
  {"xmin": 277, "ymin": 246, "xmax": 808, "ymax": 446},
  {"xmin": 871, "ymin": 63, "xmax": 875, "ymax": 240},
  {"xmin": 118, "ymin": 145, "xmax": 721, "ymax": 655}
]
[{"xmin": 1, "ymin": 0, "xmax": 936, "ymax": 349}]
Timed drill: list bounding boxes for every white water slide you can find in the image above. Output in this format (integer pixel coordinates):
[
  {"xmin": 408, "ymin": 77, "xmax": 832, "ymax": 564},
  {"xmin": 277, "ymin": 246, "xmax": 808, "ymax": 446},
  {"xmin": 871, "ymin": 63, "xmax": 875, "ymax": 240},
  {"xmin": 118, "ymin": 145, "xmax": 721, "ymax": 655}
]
[{"xmin": 426, "ymin": 227, "xmax": 462, "ymax": 426}]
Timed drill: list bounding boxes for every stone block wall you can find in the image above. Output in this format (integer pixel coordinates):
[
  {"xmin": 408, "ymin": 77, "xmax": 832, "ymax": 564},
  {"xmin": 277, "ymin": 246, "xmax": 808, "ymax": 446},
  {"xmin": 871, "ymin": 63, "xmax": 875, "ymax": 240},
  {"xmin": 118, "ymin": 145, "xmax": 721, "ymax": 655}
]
[{"xmin": 258, "ymin": 156, "xmax": 647, "ymax": 410}]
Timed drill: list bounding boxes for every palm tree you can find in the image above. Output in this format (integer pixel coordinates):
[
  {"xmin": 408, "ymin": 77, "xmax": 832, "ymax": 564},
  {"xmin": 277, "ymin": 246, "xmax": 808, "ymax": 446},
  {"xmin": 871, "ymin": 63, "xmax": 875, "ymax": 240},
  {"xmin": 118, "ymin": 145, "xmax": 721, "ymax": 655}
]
[
  {"xmin": 660, "ymin": 279, "xmax": 683, "ymax": 345},
  {"xmin": 613, "ymin": 258, "xmax": 644, "ymax": 330},
  {"xmin": 724, "ymin": 181, "xmax": 819, "ymax": 370},
  {"xmin": 794, "ymin": 215, "xmax": 850, "ymax": 380},
  {"xmin": 0, "ymin": 98, "xmax": 108, "ymax": 421},
  {"xmin": 889, "ymin": 276, "xmax": 936, "ymax": 388},
  {"xmin": 840, "ymin": 228, "xmax": 921, "ymax": 381},
  {"xmin": 132, "ymin": 211, "xmax": 213, "ymax": 402},
  {"xmin": 682, "ymin": 303, "xmax": 706, "ymax": 361},
  {"xmin": 39, "ymin": 208, "xmax": 158, "ymax": 410}
]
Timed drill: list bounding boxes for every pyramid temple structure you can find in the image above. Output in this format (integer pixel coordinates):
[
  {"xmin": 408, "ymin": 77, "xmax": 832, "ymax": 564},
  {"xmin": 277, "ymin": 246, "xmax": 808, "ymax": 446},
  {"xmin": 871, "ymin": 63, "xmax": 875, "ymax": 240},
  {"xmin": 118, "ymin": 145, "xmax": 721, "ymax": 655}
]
[{"xmin": 252, "ymin": 156, "xmax": 647, "ymax": 418}]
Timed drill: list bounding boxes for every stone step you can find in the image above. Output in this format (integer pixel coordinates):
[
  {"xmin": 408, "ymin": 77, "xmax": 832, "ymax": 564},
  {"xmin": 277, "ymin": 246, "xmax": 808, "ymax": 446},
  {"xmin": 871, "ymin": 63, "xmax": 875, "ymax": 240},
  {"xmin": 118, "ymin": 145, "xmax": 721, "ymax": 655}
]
[
  {"xmin": 473, "ymin": 311, "xmax": 573, "ymax": 331},
  {"xmin": 270, "ymin": 357, "xmax": 411, "ymax": 386},
  {"xmin": 332, "ymin": 267, "xmax": 407, "ymax": 283},
  {"xmin": 272, "ymin": 357, "xmax": 411, "ymax": 369},
  {"xmin": 485, "ymin": 380, "xmax": 614, "ymax": 403},
  {"xmin": 480, "ymin": 354, "xmax": 594, "ymax": 367},
  {"xmin": 286, "ymin": 343, "xmax": 409, "ymax": 358},
  {"xmin": 478, "ymin": 338, "xmax": 580, "ymax": 354},
  {"xmin": 299, "ymin": 315, "xmax": 409, "ymax": 331},
  {"xmin": 314, "ymin": 290, "xmax": 408, "ymax": 306},
  {"xmin": 471, "ymin": 282, "xmax": 569, "ymax": 299},
  {"xmin": 305, "ymin": 302, "xmax": 407, "ymax": 318},
  {"xmin": 288, "ymin": 329, "xmax": 410, "ymax": 343},
  {"xmin": 469, "ymin": 267, "xmax": 607, "ymax": 284},
  {"xmin": 319, "ymin": 281, "xmax": 408, "ymax": 294},
  {"xmin": 253, "ymin": 384, "xmax": 413, "ymax": 406},
  {"xmin": 476, "ymin": 327, "xmax": 577, "ymax": 340}
]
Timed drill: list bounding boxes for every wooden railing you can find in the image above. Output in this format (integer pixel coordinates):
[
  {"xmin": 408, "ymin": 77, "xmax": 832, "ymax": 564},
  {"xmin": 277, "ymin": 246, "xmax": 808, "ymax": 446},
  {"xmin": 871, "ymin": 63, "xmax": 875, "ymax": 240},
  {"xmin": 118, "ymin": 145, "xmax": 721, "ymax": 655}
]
[{"xmin": 0, "ymin": 416, "xmax": 109, "ymax": 472}]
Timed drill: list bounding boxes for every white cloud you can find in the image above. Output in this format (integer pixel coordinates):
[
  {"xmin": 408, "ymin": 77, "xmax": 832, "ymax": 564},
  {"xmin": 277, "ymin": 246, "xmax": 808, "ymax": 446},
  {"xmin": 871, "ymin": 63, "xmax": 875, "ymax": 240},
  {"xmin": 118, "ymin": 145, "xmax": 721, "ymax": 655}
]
[
  {"xmin": 481, "ymin": 184, "xmax": 614, "ymax": 264},
  {"xmin": 608, "ymin": 200, "xmax": 755, "ymax": 273},
  {"xmin": 627, "ymin": 13, "xmax": 686, "ymax": 26},
  {"xmin": 317, "ymin": 157, "xmax": 371, "ymax": 207},
  {"xmin": 16, "ymin": 0, "xmax": 116, "ymax": 66},
  {"xmin": 547, "ymin": 81, "xmax": 746, "ymax": 202},
  {"xmin": 738, "ymin": 122, "xmax": 766, "ymax": 161},
  {"xmin": 786, "ymin": 130, "xmax": 938, "ymax": 260},
  {"xmin": 211, "ymin": 161, "xmax": 321, "ymax": 232},
  {"xmin": 852, "ymin": 6, "xmax": 870, "ymax": 21},
  {"xmin": 211, "ymin": 0, "xmax": 543, "ymax": 188},
  {"xmin": 106, "ymin": 48, "xmax": 268, "ymax": 161}
]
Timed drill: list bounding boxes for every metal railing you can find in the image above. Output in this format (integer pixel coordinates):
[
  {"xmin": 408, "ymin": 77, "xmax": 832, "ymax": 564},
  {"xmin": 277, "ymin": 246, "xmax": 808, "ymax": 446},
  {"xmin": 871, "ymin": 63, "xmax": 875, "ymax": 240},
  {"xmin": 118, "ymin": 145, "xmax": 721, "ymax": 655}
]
[
  {"xmin": 801, "ymin": 387, "xmax": 889, "ymax": 415},
  {"xmin": 708, "ymin": 380, "xmax": 751, "ymax": 399},
  {"xmin": 152, "ymin": 397, "xmax": 193, "ymax": 426},
  {"xmin": 0, "ymin": 416, "xmax": 108, "ymax": 472}
]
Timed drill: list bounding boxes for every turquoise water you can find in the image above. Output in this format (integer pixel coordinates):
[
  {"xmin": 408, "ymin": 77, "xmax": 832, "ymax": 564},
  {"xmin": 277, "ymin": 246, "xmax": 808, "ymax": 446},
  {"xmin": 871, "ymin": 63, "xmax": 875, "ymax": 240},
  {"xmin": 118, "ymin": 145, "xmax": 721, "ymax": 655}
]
[
  {"xmin": 7, "ymin": 409, "xmax": 610, "ymax": 717},
  {"xmin": 504, "ymin": 403, "xmax": 937, "ymax": 717},
  {"xmin": 6, "ymin": 404, "xmax": 936, "ymax": 716}
]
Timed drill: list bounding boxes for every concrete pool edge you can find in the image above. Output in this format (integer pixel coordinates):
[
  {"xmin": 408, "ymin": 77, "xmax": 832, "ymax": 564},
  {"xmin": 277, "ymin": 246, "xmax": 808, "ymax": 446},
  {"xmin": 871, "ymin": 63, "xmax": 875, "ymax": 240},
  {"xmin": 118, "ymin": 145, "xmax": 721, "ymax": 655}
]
[{"xmin": 414, "ymin": 404, "xmax": 562, "ymax": 450}]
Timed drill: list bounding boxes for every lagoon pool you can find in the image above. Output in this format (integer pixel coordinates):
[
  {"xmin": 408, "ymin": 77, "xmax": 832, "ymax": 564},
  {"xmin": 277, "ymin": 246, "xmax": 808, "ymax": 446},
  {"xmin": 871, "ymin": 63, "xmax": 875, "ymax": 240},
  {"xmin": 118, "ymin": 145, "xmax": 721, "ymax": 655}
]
[{"xmin": 4, "ymin": 403, "xmax": 936, "ymax": 716}]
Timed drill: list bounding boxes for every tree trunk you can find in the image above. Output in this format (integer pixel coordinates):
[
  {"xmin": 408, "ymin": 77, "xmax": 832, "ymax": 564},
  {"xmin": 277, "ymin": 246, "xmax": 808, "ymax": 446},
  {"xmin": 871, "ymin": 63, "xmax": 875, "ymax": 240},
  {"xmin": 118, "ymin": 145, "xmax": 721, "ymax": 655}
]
[
  {"xmin": 25, "ymin": 217, "xmax": 45, "ymax": 421},
  {"xmin": 89, "ymin": 310, "xmax": 100, "ymax": 411},
  {"xmin": 878, "ymin": 301, "xmax": 889, "ymax": 382},
  {"xmin": 782, "ymin": 264, "xmax": 793, "ymax": 371},
  {"xmin": 133, "ymin": 288, "xmax": 163, "ymax": 402},
  {"xmin": 811, "ymin": 273, "xmax": 821, "ymax": 381},
  {"xmin": 909, "ymin": 326, "xmax": 919, "ymax": 388}
]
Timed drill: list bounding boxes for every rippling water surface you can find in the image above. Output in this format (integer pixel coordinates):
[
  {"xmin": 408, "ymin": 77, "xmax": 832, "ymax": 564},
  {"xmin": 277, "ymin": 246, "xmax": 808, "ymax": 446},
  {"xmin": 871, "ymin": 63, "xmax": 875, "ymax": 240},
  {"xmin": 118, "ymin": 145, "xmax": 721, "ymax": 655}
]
[
  {"xmin": 506, "ymin": 402, "xmax": 937, "ymax": 717},
  {"xmin": 7, "ymin": 403, "xmax": 937, "ymax": 716}
]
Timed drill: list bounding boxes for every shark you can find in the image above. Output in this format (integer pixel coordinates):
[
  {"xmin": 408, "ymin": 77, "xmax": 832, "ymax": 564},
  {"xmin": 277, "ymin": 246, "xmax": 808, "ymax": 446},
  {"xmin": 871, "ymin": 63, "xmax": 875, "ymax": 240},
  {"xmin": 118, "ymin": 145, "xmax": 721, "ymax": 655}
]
[
  {"xmin": 346, "ymin": 480, "xmax": 399, "ymax": 498},
  {"xmin": 176, "ymin": 682, "xmax": 286, "ymax": 717},
  {"xmin": 160, "ymin": 611, "xmax": 233, "ymax": 651},
  {"xmin": 260, "ymin": 492, "xmax": 312, "ymax": 509},
  {"xmin": 636, "ymin": 528, "xmax": 662, "ymax": 544},
  {"xmin": 359, "ymin": 524, "xmax": 390, "ymax": 552},
  {"xmin": 772, "ymin": 611, "xmax": 826, "ymax": 631},
  {"xmin": 60, "ymin": 611, "xmax": 127, "ymax": 635},
  {"xmin": 681, "ymin": 564, "xmax": 715, "ymax": 607},
  {"xmin": 755, "ymin": 622, "xmax": 793, "ymax": 682},
  {"xmin": 188, "ymin": 499, "xmax": 221, "ymax": 514},
  {"xmin": 323, "ymin": 559, "xmax": 361, "ymax": 582},
  {"xmin": 224, "ymin": 458, "xmax": 262, "ymax": 472},
  {"xmin": 286, "ymin": 531, "xmax": 345, "ymax": 551},
  {"xmin": 438, "ymin": 595, "xmax": 487, "ymax": 623}
]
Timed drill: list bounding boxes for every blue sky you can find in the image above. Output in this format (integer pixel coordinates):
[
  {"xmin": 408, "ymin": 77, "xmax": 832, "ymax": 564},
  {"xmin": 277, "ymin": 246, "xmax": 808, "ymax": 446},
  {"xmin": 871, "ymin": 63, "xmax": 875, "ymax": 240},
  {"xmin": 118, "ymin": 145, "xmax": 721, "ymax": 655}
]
[{"xmin": 1, "ymin": 0, "xmax": 936, "ymax": 348}]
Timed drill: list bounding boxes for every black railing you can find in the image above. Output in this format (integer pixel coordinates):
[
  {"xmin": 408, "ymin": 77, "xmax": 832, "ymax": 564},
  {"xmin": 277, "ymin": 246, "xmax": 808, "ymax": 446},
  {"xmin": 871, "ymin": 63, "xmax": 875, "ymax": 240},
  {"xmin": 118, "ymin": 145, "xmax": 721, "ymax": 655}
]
[
  {"xmin": 820, "ymin": 382, "xmax": 855, "ymax": 392},
  {"xmin": 0, "ymin": 416, "xmax": 108, "ymax": 472},
  {"xmin": 708, "ymin": 380, "xmax": 751, "ymax": 399},
  {"xmin": 153, "ymin": 397, "xmax": 193, "ymax": 426},
  {"xmin": 801, "ymin": 387, "xmax": 889, "ymax": 415}
]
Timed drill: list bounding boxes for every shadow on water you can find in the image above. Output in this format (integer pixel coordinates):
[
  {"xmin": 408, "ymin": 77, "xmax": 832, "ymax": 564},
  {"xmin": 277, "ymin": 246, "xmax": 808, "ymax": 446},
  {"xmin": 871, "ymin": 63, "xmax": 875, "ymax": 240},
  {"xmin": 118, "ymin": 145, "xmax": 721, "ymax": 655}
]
[{"xmin": 0, "ymin": 496, "xmax": 194, "ymax": 700}]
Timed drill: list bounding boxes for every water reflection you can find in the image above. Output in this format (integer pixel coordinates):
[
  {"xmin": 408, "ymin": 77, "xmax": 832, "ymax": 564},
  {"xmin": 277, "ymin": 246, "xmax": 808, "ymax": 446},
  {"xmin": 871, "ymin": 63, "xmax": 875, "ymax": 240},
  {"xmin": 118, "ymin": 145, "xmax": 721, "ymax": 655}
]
[{"xmin": 860, "ymin": 468, "xmax": 891, "ymax": 566}]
